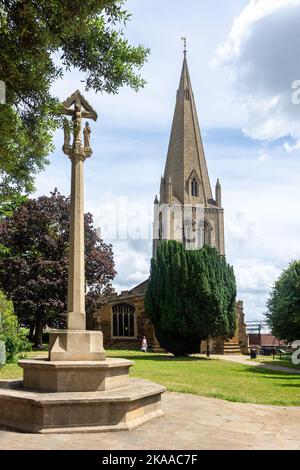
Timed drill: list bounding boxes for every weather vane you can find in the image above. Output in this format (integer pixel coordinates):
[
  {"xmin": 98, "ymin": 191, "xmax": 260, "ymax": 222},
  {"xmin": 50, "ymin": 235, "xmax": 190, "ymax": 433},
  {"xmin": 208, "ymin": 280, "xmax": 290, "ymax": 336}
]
[{"xmin": 181, "ymin": 36, "xmax": 187, "ymax": 55}]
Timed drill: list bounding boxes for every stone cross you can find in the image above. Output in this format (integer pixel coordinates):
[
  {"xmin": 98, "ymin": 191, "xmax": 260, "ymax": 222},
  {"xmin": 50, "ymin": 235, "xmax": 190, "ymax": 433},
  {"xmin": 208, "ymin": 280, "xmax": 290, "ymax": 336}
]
[{"xmin": 62, "ymin": 90, "xmax": 98, "ymax": 331}]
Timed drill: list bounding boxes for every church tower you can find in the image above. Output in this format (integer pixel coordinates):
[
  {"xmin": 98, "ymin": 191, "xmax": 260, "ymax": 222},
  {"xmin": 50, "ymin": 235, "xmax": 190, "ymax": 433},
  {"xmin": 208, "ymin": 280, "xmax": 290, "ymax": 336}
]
[
  {"xmin": 98, "ymin": 48, "xmax": 248, "ymax": 356},
  {"xmin": 153, "ymin": 51, "xmax": 225, "ymax": 256}
]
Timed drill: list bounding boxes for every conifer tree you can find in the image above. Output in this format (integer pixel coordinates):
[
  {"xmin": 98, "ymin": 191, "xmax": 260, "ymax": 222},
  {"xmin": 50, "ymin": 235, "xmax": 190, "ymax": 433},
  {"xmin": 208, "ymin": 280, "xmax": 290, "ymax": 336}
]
[{"xmin": 145, "ymin": 241, "xmax": 237, "ymax": 356}]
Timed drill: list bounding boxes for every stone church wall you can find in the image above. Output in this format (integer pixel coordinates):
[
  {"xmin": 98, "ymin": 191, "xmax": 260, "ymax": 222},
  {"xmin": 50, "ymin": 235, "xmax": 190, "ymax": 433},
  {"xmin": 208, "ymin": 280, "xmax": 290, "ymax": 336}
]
[
  {"xmin": 96, "ymin": 290, "xmax": 248, "ymax": 355},
  {"xmin": 95, "ymin": 291, "xmax": 158, "ymax": 351}
]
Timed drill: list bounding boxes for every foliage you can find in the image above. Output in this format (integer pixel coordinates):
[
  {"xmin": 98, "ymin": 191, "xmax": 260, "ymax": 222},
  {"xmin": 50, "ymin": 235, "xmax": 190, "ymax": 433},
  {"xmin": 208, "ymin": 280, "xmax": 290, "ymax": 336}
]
[
  {"xmin": 266, "ymin": 260, "xmax": 300, "ymax": 342},
  {"xmin": 0, "ymin": 193, "xmax": 28, "ymax": 256},
  {"xmin": 145, "ymin": 241, "xmax": 237, "ymax": 356},
  {"xmin": 0, "ymin": 189, "xmax": 116, "ymax": 346},
  {"xmin": 0, "ymin": 193, "xmax": 28, "ymax": 219},
  {"xmin": 0, "ymin": 1, "xmax": 149, "ymax": 199},
  {"xmin": 0, "ymin": 291, "xmax": 31, "ymax": 363}
]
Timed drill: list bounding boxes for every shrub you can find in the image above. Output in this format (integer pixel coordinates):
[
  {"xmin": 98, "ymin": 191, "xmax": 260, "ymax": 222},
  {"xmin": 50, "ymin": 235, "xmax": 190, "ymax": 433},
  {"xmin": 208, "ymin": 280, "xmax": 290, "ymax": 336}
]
[{"xmin": 0, "ymin": 291, "xmax": 31, "ymax": 363}]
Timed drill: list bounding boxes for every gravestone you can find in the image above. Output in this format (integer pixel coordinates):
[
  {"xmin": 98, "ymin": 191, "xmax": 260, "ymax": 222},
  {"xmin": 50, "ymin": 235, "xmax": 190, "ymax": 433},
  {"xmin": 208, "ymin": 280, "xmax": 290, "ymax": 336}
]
[{"xmin": 0, "ymin": 341, "xmax": 5, "ymax": 365}]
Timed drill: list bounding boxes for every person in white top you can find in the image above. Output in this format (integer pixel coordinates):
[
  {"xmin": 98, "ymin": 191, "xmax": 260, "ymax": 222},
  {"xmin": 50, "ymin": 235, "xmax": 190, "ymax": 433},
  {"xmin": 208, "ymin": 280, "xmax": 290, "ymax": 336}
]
[{"xmin": 141, "ymin": 336, "xmax": 148, "ymax": 353}]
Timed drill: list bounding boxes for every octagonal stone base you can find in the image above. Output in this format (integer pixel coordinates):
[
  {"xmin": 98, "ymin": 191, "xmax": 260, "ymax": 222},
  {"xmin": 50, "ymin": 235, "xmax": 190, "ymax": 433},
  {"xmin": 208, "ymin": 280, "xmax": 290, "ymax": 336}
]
[
  {"xmin": 0, "ymin": 379, "xmax": 165, "ymax": 433},
  {"xmin": 19, "ymin": 358, "xmax": 133, "ymax": 393}
]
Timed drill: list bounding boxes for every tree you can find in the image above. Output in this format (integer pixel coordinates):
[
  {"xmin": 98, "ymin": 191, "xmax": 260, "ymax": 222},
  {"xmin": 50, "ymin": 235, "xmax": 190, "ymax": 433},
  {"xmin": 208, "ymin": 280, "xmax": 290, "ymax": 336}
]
[
  {"xmin": 0, "ymin": 290, "xmax": 31, "ymax": 362},
  {"xmin": 0, "ymin": 190, "xmax": 116, "ymax": 347},
  {"xmin": 266, "ymin": 261, "xmax": 300, "ymax": 343},
  {"xmin": 0, "ymin": 1, "xmax": 149, "ymax": 199},
  {"xmin": 145, "ymin": 241, "xmax": 237, "ymax": 357}
]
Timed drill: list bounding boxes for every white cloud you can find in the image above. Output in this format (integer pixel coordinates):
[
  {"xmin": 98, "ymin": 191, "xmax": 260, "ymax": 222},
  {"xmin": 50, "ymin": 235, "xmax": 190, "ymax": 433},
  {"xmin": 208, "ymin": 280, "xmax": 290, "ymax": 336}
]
[
  {"xmin": 235, "ymin": 259, "xmax": 280, "ymax": 293},
  {"xmin": 284, "ymin": 140, "xmax": 300, "ymax": 153},
  {"xmin": 214, "ymin": 0, "xmax": 300, "ymax": 63},
  {"xmin": 214, "ymin": 0, "xmax": 300, "ymax": 143},
  {"xmin": 111, "ymin": 240, "xmax": 150, "ymax": 293},
  {"xmin": 257, "ymin": 149, "xmax": 270, "ymax": 162}
]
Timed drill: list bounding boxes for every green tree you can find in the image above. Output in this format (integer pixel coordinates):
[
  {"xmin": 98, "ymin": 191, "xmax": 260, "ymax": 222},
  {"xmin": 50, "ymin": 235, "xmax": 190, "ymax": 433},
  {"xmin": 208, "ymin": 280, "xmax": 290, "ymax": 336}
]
[
  {"xmin": 0, "ymin": 1, "xmax": 149, "ymax": 199},
  {"xmin": 266, "ymin": 261, "xmax": 300, "ymax": 342},
  {"xmin": 0, "ymin": 291, "xmax": 31, "ymax": 363},
  {"xmin": 145, "ymin": 241, "xmax": 237, "ymax": 357},
  {"xmin": 0, "ymin": 190, "xmax": 116, "ymax": 347},
  {"xmin": 0, "ymin": 193, "xmax": 28, "ymax": 219}
]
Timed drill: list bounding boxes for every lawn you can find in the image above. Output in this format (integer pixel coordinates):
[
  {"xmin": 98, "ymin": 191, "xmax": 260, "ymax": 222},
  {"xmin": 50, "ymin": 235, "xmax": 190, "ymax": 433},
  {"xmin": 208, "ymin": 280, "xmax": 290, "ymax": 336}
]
[
  {"xmin": 108, "ymin": 350, "xmax": 300, "ymax": 406},
  {"xmin": 0, "ymin": 363, "xmax": 21, "ymax": 380},
  {"xmin": 1, "ymin": 350, "xmax": 299, "ymax": 406}
]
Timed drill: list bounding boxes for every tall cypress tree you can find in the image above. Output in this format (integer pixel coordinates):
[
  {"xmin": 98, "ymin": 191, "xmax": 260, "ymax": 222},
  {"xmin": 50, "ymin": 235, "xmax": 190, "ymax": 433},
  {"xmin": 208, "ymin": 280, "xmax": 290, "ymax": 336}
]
[{"xmin": 145, "ymin": 241, "xmax": 237, "ymax": 356}]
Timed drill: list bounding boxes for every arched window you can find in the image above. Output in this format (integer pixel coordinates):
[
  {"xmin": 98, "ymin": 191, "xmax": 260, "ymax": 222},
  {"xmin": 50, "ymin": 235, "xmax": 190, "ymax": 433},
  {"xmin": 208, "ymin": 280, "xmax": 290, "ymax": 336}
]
[
  {"xmin": 197, "ymin": 221, "xmax": 212, "ymax": 248},
  {"xmin": 112, "ymin": 303, "xmax": 135, "ymax": 337},
  {"xmin": 204, "ymin": 222, "xmax": 211, "ymax": 246},
  {"xmin": 191, "ymin": 178, "xmax": 198, "ymax": 197},
  {"xmin": 159, "ymin": 212, "xmax": 163, "ymax": 240},
  {"xmin": 183, "ymin": 219, "xmax": 195, "ymax": 248}
]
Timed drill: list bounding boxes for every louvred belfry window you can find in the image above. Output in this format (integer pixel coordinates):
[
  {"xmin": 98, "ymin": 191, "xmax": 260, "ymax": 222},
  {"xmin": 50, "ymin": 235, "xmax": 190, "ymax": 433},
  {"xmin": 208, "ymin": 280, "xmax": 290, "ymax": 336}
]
[{"xmin": 191, "ymin": 178, "xmax": 198, "ymax": 197}]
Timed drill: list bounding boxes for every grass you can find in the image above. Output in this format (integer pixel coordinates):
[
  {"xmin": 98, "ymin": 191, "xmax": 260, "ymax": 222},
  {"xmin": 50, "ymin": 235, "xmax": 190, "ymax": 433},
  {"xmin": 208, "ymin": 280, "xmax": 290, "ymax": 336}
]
[
  {"xmin": 0, "ymin": 350, "xmax": 47, "ymax": 380},
  {"xmin": 106, "ymin": 350, "xmax": 300, "ymax": 406},
  {"xmin": 0, "ymin": 363, "xmax": 21, "ymax": 380},
  {"xmin": 0, "ymin": 349, "xmax": 299, "ymax": 406}
]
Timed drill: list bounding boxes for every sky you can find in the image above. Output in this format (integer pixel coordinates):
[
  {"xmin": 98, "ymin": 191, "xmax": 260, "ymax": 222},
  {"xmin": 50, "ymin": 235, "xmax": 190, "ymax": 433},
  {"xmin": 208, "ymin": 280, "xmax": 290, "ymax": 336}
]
[{"xmin": 34, "ymin": 0, "xmax": 300, "ymax": 321}]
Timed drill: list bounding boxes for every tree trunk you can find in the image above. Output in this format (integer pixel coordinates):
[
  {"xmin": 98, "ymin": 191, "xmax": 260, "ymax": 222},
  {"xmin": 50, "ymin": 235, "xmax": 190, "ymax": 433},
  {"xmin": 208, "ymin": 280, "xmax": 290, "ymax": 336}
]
[
  {"xmin": 28, "ymin": 324, "xmax": 35, "ymax": 342},
  {"xmin": 206, "ymin": 337, "xmax": 210, "ymax": 358},
  {"xmin": 33, "ymin": 319, "xmax": 43, "ymax": 348}
]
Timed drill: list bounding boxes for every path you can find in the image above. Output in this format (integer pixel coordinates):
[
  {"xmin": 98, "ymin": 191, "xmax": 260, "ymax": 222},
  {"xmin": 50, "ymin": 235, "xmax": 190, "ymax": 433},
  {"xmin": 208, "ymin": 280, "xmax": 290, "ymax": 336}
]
[
  {"xmin": 0, "ymin": 392, "xmax": 300, "ymax": 450},
  {"xmin": 212, "ymin": 354, "xmax": 300, "ymax": 375}
]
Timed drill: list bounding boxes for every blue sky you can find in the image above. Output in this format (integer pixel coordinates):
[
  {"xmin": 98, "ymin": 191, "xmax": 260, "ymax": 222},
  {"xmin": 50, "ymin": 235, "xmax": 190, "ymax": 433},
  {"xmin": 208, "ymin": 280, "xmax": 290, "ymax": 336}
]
[{"xmin": 34, "ymin": 0, "xmax": 300, "ymax": 321}]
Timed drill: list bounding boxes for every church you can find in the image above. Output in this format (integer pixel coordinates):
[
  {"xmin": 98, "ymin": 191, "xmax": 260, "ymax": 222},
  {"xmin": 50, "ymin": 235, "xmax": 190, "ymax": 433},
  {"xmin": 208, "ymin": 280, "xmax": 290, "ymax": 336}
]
[{"xmin": 97, "ymin": 52, "xmax": 248, "ymax": 355}]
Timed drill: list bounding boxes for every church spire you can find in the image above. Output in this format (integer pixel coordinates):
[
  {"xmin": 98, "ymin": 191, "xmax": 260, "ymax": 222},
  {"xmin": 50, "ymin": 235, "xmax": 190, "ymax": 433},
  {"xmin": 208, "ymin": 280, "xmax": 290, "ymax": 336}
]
[{"xmin": 162, "ymin": 53, "xmax": 213, "ymax": 206}]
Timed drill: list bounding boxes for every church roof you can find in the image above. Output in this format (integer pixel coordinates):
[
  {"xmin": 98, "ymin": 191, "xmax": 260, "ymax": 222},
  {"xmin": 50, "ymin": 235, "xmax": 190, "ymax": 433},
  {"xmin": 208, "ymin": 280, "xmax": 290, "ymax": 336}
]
[
  {"xmin": 163, "ymin": 54, "xmax": 213, "ymax": 205},
  {"xmin": 107, "ymin": 279, "xmax": 149, "ymax": 303}
]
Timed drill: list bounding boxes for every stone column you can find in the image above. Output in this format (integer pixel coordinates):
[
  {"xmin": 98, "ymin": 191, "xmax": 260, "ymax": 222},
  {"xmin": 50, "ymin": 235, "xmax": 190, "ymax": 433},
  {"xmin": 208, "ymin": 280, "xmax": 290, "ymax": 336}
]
[{"xmin": 67, "ymin": 153, "xmax": 86, "ymax": 330}]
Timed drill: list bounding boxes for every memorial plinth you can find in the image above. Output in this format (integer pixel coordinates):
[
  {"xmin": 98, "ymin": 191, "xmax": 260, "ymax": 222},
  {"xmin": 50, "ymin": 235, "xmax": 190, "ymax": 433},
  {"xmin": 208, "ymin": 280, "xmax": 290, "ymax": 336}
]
[
  {"xmin": 49, "ymin": 330, "xmax": 105, "ymax": 361},
  {"xmin": 19, "ymin": 357, "xmax": 132, "ymax": 392},
  {"xmin": 0, "ymin": 90, "xmax": 165, "ymax": 433}
]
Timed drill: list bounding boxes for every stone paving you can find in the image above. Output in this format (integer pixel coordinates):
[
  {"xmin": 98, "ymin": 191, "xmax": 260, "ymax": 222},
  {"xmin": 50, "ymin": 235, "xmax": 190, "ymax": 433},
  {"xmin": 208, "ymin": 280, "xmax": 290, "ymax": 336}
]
[{"xmin": 0, "ymin": 392, "xmax": 300, "ymax": 450}]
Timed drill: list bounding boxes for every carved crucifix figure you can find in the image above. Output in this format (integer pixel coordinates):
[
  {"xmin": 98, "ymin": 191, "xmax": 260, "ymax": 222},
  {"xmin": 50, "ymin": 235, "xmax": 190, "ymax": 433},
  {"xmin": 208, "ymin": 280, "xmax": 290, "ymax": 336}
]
[
  {"xmin": 72, "ymin": 101, "xmax": 82, "ymax": 147},
  {"xmin": 63, "ymin": 118, "xmax": 71, "ymax": 147},
  {"xmin": 62, "ymin": 89, "xmax": 97, "ymax": 156},
  {"xmin": 83, "ymin": 122, "xmax": 91, "ymax": 148}
]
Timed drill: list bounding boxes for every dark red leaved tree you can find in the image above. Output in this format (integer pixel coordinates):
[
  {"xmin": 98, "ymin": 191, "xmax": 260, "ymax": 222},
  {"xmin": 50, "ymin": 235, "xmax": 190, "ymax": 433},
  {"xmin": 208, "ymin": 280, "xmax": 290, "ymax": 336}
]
[{"xmin": 0, "ymin": 189, "xmax": 116, "ymax": 347}]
